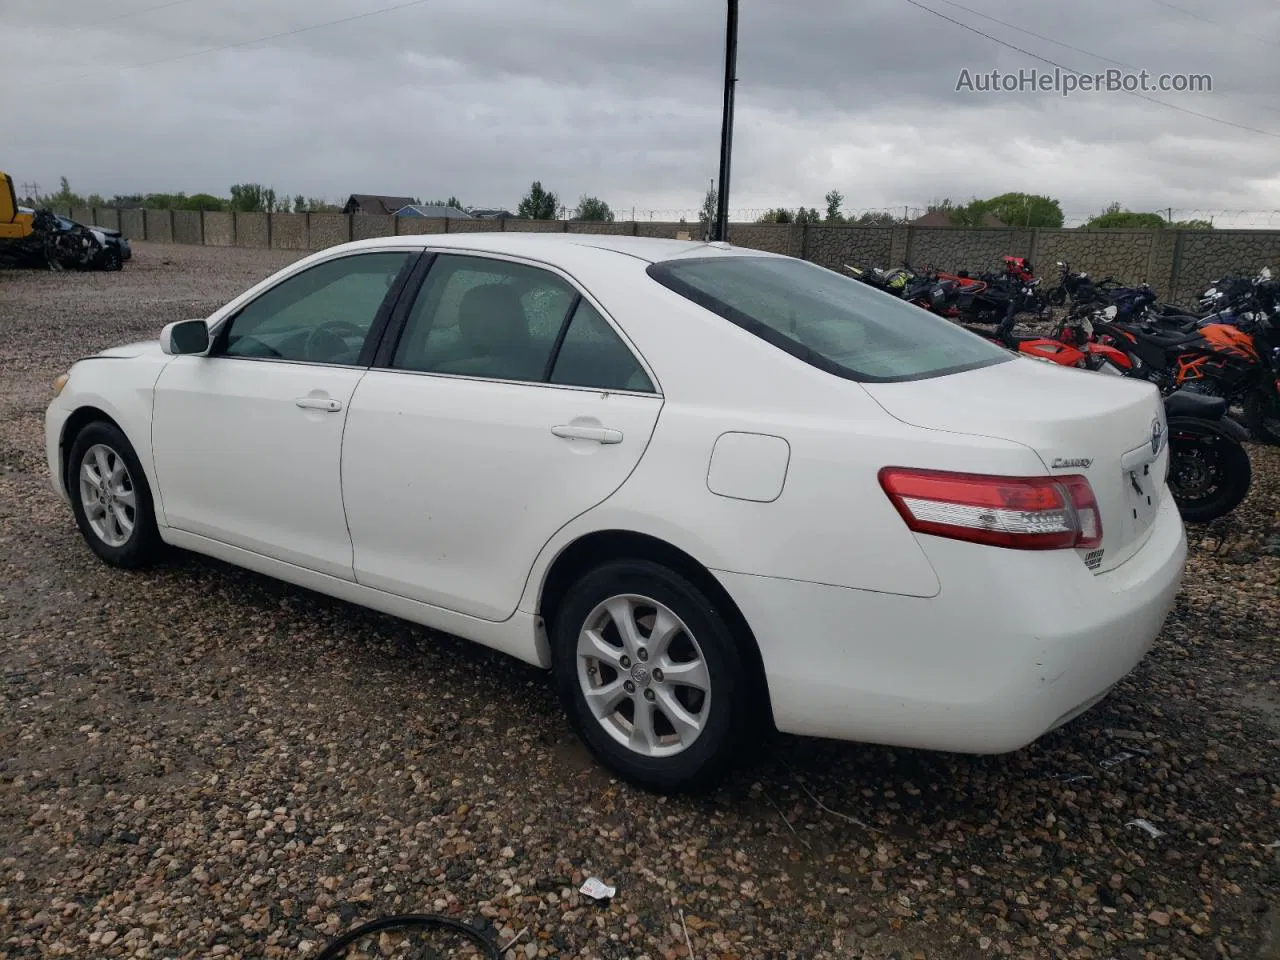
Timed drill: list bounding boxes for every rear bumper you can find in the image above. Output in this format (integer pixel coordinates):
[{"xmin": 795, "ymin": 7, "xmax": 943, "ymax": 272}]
[{"xmin": 715, "ymin": 494, "xmax": 1187, "ymax": 753}]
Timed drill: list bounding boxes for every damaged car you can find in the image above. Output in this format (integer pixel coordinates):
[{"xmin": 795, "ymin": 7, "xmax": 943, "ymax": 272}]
[{"xmin": 1, "ymin": 172, "xmax": 124, "ymax": 272}]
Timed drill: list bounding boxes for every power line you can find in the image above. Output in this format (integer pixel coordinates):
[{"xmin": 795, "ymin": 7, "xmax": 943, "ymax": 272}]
[
  {"xmin": 76, "ymin": 0, "xmax": 202, "ymax": 31},
  {"xmin": 900, "ymin": 0, "xmax": 1280, "ymax": 140},
  {"xmin": 929, "ymin": 0, "xmax": 1126, "ymax": 67},
  {"xmin": 930, "ymin": 0, "xmax": 1280, "ymax": 118},
  {"xmin": 1147, "ymin": 0, "xmax": 1218, "ymax": 26}
]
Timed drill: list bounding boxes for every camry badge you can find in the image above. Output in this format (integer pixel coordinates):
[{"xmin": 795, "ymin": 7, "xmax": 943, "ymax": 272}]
[{"xmin": 1051, "ymin": 457, "xmax": 1092, "ymax": 469}]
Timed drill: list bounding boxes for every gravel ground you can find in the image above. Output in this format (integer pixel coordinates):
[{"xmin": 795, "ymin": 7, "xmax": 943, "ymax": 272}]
[{"xmin": 1, "ymin": 242, "xmax": 1278, "ymax": 960}]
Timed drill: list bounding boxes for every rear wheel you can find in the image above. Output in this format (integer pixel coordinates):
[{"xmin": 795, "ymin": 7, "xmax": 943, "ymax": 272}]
[
  {"xmin": 1166, "ymin": 423, "xmax": 1252, "ymax": 522},
  {"xmin": 67, "ymin": 421, "xmax": 162, "ymax": 567},
  {"xmin": 550, "ymin": 560, "xmax": 750, "ymax": 792}
]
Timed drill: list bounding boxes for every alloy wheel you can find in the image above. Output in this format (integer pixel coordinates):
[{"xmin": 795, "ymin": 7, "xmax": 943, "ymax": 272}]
[
  {"xmin": 78, "ymin": 443, "xmax": 137, "ymax": 548},
  {"xmin": 576, "ymin": 594, "xmax": 711, "ymax": 758}
]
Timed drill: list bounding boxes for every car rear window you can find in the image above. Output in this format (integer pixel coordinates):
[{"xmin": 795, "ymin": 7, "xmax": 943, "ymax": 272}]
[{"xmin": 646, "ymin": 255, "xmax": 1010, "ymax": 382}]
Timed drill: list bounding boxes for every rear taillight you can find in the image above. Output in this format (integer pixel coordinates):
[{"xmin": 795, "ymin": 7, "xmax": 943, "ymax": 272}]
[{"xmin": 878, "ymin": 468, "xmax": 1102, "ymax": 551}]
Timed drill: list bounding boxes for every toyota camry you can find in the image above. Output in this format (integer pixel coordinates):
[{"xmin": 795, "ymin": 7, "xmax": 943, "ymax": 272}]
[{"xmin": 45, "ymin": 232, "xmax": 1188, "ymax": 791}]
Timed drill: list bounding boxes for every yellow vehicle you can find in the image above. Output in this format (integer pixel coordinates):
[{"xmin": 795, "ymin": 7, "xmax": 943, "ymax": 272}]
[
  {"xmin": 1, "ymin": 171, "xmax": 35, "ymax": 240},
  {"xmin": 1, "ymin": 170, "xmax": 105, "ymax": 269}
]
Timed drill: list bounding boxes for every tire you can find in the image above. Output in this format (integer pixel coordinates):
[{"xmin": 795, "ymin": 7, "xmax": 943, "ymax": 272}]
[
  {"xmin": 550, "ymin": 559, "xmax": 751, "ymax": 793},
  {"xmin": 103, "ymin": 247, "xmax": 123, "ymax": 271},
  {"xmin": 67, "ymin": 421, "xmax": 162, "ymax": 568},
  {"xmin": 1244, "ymin": 384, "xmax": 1280, "ymax": 446},
  {"xmin": 1166, "ymin": 423, "xmax": 1253, "ymax": 523}
]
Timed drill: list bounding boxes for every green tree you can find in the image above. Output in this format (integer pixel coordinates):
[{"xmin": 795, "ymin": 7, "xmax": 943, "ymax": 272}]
[
  {"xmin": 1085, "ymin": 202, "xmax": 1167, "ymax": 229},
  {"xmin": 187, "ymin": 194, "xmax": 229, "ymax": 211},
  {"xmin": 47, "ymin": 176, "xmax": 86, "ymax": 208},
  {"xmin": 795, "ymin": 206, "xmax": 821, "ymax": 225},
  {"xmin": 573, "ymin": 195, "xmax": 615, "ymax": 221},
  {"xmin": 229, "ymin": 183, "xmax": 268, "ymax": 213},
  {"xmin": 850, "ymin": 210, "xmax": 900, "ymax": 226},
  {"xmin": 966, "ymin": 192, "xmax": 1064, "ymax": 228},
  {"xmin": 1173, "ymin": 218, "xmax": 1213, "ymax": 230},
  {"xmin": 824, "ymin": 189, "xmax": 844, "ymax": 223},
  {"xmin": 293, "ymin": 194, "xmax": 306, "ymax": 213},
  {"xmin": 757, "ymin": 208, "xmax": 793, "ymax": 223},
  {"xmin": 697, "ymin": 183, "xmax": 717, "ymax": 224},
  {"xmin": 517, "ymin": 181, "xmax": 558, "ymax": 219},
  {"xmin": 424, "ymin": 196, "xmax": 465, "ymax": 211}
]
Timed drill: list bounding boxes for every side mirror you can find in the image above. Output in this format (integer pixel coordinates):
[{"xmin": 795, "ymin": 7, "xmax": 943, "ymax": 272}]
[{"xmin": 160, "ymin": 319, "xmax": 211, "ymax": 355}]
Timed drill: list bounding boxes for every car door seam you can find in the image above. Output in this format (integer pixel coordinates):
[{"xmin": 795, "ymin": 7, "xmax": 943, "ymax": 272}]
[
  {"xmin": 512, "ymin": 394, "xmax": 668, "ymax": 620},
  {"xmin": 338, "ymin": 369, "xmax": 371, "ymax": 581}
]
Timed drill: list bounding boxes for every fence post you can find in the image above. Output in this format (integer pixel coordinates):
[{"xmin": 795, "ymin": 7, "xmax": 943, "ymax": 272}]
[
  {"xmin": 444, "ymin": 216, "xmax": 450, "ymax": 234},
  {"xmin": 1028, "ymin": 228, "xmax": 1040, "ymax": 268},
  {"xmin": 800, "ymin": 221, "xmax": 810, "ymax": 261},
  {"xmin": 169, "ymin": 208, "xmax": 176, "ymax": 243},
  {"xmin": 266, "ymin": 212, "xmax": 273, "ymax": 248}
]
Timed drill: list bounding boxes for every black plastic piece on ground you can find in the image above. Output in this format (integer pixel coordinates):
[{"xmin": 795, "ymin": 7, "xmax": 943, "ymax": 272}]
[{"xmin": 313, "ymin": 913, "xmax": 501, "ymax": 960}]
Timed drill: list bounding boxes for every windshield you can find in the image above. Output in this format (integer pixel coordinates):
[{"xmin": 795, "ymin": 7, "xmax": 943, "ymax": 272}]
[{"xmin": 647, "ymin": 255, "xmax": 1010, "ymax": 382}]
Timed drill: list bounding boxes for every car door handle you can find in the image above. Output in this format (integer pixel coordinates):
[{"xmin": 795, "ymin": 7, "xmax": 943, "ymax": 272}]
[
  {"xmin": 551, "ymin": 424, "xmax": 623, "ymax": 444},
  {"xmin": 295, "ymin": 396, "xmax": 343, "ymax": 412}
]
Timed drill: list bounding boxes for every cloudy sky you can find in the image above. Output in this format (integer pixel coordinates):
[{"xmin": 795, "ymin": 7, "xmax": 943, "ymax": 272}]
[{"xmin": 4, "ymin": 0, "xmax": 1279, "ymax": 223}]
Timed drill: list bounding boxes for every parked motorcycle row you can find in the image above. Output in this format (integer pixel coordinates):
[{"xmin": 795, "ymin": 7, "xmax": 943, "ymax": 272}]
[{"xmin": 843, "ymin": 256, "xmax": 1280, "ymax": 523}]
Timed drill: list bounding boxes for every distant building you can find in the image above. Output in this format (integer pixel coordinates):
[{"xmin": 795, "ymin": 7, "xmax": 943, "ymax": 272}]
[
  {"xmin": 394, "ymin": 204, "xmax": 472, "ymax": 219},
  {"xmin": 909, "ymin": 209, "xmax": 1007, "ymax": 228},
  {"xmin": 343, "ymin": 194, "xmax": 417, "ymax": 216},
  {"xmin": 468, "ymin": 208, "xmax": 515, "ymax": 219}
]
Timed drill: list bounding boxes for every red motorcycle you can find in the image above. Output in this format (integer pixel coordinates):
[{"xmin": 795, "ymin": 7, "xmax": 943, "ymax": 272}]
[{"xmin": 962, "ymin": 281, "xmax": 1135, "ymax": 372}]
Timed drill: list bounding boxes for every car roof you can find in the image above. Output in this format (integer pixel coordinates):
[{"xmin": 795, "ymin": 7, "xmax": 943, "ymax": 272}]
[{"xmin": 349, "ymin": 231, "xmax": 782, "ymax": 268}]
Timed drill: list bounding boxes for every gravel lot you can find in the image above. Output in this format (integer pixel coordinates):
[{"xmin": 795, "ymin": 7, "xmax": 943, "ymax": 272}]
[{"xmin": 1, "ymin": 242, "xmax": 1278, "ymax": 960}]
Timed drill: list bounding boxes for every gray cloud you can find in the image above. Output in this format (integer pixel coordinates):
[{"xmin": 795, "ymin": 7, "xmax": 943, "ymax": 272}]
[{"xmin": 3, "ymin": 0, "xmax": 1279, "ymax": 222}]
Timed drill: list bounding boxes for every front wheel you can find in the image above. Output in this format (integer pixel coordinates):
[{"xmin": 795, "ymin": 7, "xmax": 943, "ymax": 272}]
[
  {"xmin": 1166, "ymin": 422, "xmax": 1253, "ymax": 523},
  {"xmin": 550, "ymin": 560, "xmax": 751, "ymax": 792},
  {"xmin": 68, "ymin": 421, "xmax": 162, "ymax": 567}
]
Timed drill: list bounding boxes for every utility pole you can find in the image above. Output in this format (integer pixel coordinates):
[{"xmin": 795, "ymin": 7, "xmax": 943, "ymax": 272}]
[
  {"xmin": 21, "ymin": 182, "xmax": 40, "ymax": 202},
  {"xmin": 712, "ymin": 0, "xmax": 739, "ymax": 243}
]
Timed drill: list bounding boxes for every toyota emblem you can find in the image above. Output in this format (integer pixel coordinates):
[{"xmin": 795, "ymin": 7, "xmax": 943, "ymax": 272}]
[{"xmin": 1150, "ymin": 417, "xmax": 1163, "ymax": 456}]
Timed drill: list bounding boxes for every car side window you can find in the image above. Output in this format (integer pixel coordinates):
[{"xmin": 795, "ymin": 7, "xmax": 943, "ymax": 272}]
[
  {"xmin": 391, "ymin": 254, "xmax": 576, "ymax": 382},
  {"xmin": 550, "ymin": 299, "xmax": 655, "ymax": 392},
  {"xmin": 221, "ymin": 252, "xmax": 412, "ymax": 365}
]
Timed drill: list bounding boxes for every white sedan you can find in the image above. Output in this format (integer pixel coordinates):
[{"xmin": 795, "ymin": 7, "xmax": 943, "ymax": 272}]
[{"xmin": 45, "ymin": 233, "xmax": 1188, "ymax": 791}]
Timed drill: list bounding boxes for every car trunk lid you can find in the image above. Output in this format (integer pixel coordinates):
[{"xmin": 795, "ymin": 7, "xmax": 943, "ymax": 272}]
[{"xmin": 862, "ymin": 356, "xmax": 1169, "ymax": 573}]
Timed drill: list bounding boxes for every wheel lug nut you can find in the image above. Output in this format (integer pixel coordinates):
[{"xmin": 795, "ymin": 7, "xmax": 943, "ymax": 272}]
[
  {"xmin": 652, "ymin": 668, "xmax": 664, "ymax": 682},
  {"xmin": 624, "ymin": 680, "xmax": 636, "ymax": 693},
  {"xmin": 643, "ymin": 689, "xmax": 655, "ymax": 701},
  {"xmin": 637, "ymin": 648, "xmax": 648, "ymax": 661},
  {"xmin": 619, "ymin": 656, "xmax": 631, "ymax": 669}
]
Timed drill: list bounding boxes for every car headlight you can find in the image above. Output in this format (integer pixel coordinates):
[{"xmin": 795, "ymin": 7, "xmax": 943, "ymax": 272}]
[{"xmin": 52, "ymin": 372, "xmax": 70, "ymax": 397}]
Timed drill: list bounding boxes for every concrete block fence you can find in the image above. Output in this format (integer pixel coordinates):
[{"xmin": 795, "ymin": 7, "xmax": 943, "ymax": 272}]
[{"xmin": 59, "ymin": 206, "xmax": 1280, "ymax": 305}]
